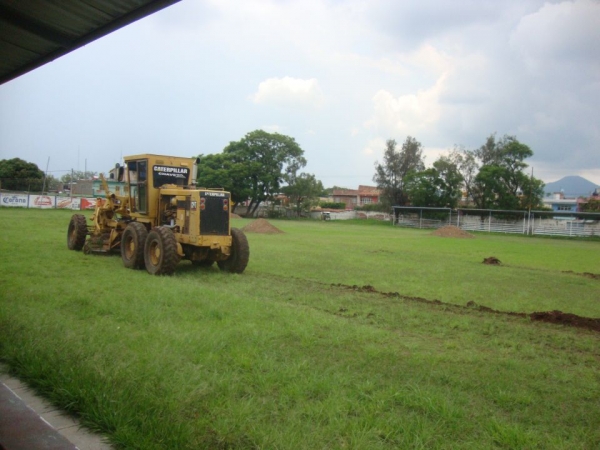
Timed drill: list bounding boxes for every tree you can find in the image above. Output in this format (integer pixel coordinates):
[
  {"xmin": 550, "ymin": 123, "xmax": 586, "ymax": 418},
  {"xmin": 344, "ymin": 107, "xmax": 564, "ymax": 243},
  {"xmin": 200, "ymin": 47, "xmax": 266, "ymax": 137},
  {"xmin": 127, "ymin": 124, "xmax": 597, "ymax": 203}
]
[
  {"xmin": 282, "ymin": 172, "xmax": 324, "ymax": 216},
  {"xmin": 581, "ymin": 197, "xmax": 600, "ymax": 212},
  {"xmin": 60, "ymin": 171, "xmax": 98, "ymax": 183},
  {"xmin": 196, "ymin": 153, "xmax": 252, "ymax": 212},
  {"xmin": 0, "ymin": 158, "xmax": 45, "ymax": 192},
  {"xmin": 324, "ymin": 185, "xmax": 349, "ymax": 195},
  {"xmin": 224, "ymin": 130, "xmax": 306, "ymax": 217},
  {"xmin": 373, "ymin": 136, "xmax": 425, "ymax": 208},
  {"xmin": 456, "ymin": 134, "xmax": 544, "ymax": 210},
  {"xmin": 405, "ymin": 156, "xmax": 463, "ymax": 208}
]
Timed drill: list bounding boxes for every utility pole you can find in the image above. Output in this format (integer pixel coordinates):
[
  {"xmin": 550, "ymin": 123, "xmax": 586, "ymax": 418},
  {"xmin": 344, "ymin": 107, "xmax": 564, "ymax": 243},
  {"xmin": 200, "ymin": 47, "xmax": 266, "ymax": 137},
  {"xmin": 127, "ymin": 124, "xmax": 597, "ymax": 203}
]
[{"xmin": 42, "ymin": 156, "xmax": 50, "ymax": 194}]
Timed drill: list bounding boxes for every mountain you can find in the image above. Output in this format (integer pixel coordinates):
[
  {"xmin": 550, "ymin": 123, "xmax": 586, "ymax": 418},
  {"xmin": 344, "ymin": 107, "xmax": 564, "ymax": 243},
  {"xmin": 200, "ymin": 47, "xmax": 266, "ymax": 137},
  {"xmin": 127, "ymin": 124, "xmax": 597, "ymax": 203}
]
[{"xmin": 543, "ymin": 176, "xmax": 599, "ymax": 197}]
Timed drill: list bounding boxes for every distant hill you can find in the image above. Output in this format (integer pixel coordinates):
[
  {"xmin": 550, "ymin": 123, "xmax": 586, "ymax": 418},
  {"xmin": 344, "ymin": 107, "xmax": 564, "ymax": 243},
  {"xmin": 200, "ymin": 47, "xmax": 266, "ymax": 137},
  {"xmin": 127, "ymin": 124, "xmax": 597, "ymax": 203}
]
[{"xmin": 543, "ymin": 176, "xmax": 599, "ymax": 197}]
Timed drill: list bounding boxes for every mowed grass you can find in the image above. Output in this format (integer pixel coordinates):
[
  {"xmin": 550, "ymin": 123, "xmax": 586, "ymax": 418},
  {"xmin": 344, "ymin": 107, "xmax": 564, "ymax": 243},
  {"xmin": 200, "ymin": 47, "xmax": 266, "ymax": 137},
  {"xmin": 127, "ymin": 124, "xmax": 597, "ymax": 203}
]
[{"xmin": 0, "ymin": 208, "xmax": 599, "ymax": 449}]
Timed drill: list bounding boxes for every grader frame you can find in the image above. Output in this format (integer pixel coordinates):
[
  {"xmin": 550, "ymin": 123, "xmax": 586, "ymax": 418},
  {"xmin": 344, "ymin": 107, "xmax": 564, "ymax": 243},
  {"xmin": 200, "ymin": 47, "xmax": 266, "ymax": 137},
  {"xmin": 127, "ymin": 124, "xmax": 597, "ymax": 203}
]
[{"xmin": 66, "ymin": 154, "xmax": 249, "ymax": 275}]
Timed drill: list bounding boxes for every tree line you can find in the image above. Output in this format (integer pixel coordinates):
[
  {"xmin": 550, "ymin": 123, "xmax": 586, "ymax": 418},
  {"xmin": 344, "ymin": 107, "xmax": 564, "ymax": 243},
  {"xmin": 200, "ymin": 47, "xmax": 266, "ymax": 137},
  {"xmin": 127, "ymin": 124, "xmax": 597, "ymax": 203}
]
[
  {"xmin": 374, "ymin": 134, "xmax": 546, "ymax": 211},
  {"xmin": 6, "ymin": 130, "xmax": 593, "ymax": 214},
  {"xmin": 0, "ymin": 157, "xmax": 97, "ymax": 193}
]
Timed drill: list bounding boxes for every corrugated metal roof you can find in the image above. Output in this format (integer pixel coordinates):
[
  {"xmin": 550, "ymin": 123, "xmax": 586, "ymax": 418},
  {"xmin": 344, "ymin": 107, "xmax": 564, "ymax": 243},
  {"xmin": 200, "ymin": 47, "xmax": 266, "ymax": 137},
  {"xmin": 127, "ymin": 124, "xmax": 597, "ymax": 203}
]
[{"xmin": 0, "ymin": 0, "xmax": 180, "ymax": 85}]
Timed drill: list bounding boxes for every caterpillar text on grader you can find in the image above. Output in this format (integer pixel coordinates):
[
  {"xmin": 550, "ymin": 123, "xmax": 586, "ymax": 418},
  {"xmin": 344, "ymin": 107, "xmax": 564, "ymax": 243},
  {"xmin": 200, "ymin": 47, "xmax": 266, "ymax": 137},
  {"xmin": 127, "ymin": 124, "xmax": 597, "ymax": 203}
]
[{"xmin": 67, "ymin": 154, "xmax": 249, "ymax": 275}]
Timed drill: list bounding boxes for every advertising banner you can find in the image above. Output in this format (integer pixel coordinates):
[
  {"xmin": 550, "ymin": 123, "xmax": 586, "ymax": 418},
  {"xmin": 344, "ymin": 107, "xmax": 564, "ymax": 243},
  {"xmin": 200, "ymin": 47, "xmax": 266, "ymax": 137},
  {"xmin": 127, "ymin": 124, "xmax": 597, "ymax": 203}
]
[
  {"xmin": 56, "ymin": 197, "xmax": 75, "ymax": 209},
  {"xmin": 80, "ymin": 198, "xmax": 97, "ymax": 210},
  {"xmin": 29, "ymin": 195, "xmax": 56, "ymax": 209},
  {"xmin": 71, "ymin": 197, "xmax": 82, "ymax": 210},
  {"xmin": 0, "ymin": 193, "xmax": 29, "ymax": 207}
]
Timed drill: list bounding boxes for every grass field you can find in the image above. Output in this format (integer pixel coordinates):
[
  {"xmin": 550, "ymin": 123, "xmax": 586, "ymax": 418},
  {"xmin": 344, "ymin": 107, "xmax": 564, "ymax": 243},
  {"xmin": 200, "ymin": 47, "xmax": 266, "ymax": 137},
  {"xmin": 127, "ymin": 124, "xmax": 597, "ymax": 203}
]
[{"xmin": 1, "ymin": 208, "xmax": 599, "ymax": 449}]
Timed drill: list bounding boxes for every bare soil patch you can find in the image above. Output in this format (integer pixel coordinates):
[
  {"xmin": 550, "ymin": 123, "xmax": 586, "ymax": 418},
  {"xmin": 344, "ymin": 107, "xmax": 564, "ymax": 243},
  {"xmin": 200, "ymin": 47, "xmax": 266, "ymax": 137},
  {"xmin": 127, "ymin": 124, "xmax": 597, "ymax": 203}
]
[
  {"xmin": 563, "ymin": 270, "xmax": 600, "ymax": 280},
  {"xmin": 483, "ymin": 257, "xmax": 501, "ymax": 265},
  {"xmin": 431, "ymin": 225, "xmax": 474, "ymax": 238},
  {"xmin": 331, "ymin": 283, "xmax": 600, "ymax": 333},
  {"xmin": 242, "ymin": 218, "xmax": 284, "ymax": 234},
  {"xmin": 231, "ymin": 213, "xmax": 242, "ymax": 219}
]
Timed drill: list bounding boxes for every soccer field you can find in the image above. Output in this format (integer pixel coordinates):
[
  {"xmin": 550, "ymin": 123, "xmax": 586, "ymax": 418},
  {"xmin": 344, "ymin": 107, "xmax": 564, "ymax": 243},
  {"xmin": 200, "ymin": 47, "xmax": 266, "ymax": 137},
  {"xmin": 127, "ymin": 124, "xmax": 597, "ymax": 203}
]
[{"xmin": 1, "ymin": 208, "xmax": 598, "ymax": 449}]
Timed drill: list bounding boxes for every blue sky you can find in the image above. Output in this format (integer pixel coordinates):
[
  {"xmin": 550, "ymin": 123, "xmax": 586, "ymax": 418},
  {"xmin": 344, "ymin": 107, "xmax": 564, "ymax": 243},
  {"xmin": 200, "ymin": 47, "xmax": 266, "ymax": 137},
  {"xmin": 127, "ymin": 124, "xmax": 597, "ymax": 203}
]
[{"xmin": 1, "ymin": 0, "xmax": 599, "ymax": 187}]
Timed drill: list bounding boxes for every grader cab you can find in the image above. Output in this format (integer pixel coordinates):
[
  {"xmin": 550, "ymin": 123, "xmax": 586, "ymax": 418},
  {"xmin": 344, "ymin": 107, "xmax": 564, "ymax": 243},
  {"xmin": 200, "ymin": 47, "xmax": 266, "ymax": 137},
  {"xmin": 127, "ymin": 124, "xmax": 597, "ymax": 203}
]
[{"xmin": 66, "ymin": 154, "xmax": 249, "ymax": 275}]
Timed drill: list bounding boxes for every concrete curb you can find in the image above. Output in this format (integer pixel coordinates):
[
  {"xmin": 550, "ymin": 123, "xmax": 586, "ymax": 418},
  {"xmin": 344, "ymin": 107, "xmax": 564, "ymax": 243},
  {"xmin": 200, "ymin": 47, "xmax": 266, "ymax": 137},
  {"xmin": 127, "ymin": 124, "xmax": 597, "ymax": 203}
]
[{"xmin": 0, "ymin": 367, "xmax": 113, "ymax": 450}]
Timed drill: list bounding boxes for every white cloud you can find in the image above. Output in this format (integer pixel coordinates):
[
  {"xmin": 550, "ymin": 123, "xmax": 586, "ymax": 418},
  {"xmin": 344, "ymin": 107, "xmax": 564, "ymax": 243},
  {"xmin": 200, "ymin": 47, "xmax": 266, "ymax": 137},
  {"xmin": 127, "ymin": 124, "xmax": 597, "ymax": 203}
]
[
  {"xmin": 422, "ymin": 147, "xmax": 449, "ymax": 166},
  {"xmin": 363, "ymin": 137, "xmax": 386, "ymax": 156},
  {"xmin": 510, "ymin": 0, "xmax": 600, "ymax": 74},
  {"xmin": 250, "ymin": 77, "xmax": 324, "ymax": 109},
  {"xmin": 364, "ymin": 73, "xmax": 447, "ymax": 136}
]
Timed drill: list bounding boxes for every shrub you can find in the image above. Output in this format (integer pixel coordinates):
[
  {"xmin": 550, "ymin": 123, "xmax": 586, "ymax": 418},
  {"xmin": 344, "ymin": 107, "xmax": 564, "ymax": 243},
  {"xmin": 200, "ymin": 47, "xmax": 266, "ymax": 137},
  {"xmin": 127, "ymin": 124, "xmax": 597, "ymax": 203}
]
[{"xmin": 319, "ymin": 202, "xmax": 346, "ymax": 210}]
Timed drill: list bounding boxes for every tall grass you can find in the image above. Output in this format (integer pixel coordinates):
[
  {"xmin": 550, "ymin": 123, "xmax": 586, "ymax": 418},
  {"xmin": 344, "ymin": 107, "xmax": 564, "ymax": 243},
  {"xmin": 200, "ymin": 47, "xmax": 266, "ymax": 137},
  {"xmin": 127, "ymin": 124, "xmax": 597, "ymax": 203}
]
[{"xmin": 0, "ymin": 209, "xmax": 599, "ymax": 449}]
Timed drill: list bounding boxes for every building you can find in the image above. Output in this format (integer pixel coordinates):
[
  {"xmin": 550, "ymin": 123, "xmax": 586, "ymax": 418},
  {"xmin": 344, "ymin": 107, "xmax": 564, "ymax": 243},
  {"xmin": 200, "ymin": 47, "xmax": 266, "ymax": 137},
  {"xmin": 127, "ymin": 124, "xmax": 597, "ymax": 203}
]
[
  {"xmin": 541, "ymin": 192, "xmax": 592, "ymax": 213},
  {"xmin": 331, "ymin": 185, "xmax": 380, "ymax": 209}
]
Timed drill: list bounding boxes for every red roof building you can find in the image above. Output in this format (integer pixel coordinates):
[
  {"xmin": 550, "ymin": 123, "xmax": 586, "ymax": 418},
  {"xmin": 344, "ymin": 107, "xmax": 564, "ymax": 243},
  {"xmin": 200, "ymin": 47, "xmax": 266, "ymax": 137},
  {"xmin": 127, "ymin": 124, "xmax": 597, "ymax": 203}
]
[{"xmin": 331, "ymin": 185, "xmax": 380, "ymax": 209}]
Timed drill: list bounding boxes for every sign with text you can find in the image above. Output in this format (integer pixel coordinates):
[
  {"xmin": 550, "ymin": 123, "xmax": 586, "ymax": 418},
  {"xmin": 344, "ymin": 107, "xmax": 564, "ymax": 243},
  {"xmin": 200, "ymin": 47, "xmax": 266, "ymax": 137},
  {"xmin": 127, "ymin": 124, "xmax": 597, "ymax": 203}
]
[
  {"xmin": 0, "ymin": 193, "xmax": 28, "ymax": 207},
  {"xmin": 152, "ymin": 165, "xmax": 190, "ymax": 187}
]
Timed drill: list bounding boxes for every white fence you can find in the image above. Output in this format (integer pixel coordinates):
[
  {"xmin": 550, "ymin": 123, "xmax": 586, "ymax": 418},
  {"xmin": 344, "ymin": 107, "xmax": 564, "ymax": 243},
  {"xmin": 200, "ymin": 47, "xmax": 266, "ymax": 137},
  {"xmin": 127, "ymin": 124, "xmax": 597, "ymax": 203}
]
[
  {"xmin": 392, "ymin": 206, "xmax": 600, "ymax": 238},
  {"xmin": 0, "ymin": 192, "xmax": 98, "ymax": 210}
]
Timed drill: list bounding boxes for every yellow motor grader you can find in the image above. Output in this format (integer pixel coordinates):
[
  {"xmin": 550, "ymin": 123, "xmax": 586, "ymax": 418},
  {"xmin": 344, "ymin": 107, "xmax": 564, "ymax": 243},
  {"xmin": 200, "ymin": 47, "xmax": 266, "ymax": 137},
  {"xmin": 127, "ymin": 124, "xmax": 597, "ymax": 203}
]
[{"xmin": 66, "ymin": 154, "xmax": 249, "ymax": 275}]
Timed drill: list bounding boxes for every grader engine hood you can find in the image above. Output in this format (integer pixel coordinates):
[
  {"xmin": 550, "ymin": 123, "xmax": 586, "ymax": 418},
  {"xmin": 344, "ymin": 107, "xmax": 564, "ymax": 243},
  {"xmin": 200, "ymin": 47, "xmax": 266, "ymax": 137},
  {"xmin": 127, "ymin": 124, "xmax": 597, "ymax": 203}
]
[{"xmin": 199, "ymin": 191, "xmax": 230, "ymax": 236}]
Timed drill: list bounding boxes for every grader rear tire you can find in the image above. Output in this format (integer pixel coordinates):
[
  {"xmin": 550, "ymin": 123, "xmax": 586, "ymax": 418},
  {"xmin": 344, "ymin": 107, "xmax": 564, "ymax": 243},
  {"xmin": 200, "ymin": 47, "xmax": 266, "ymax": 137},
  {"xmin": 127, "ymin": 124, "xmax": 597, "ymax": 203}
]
[
  {"xmin": 217, "ymin": 228, "xmax": 249, "ymax": 274},
  {"xmin": 67, "ymin": 214, "xmax": 87, "ymax": 251},
  {"xmin": 121, "ymin": 222, "xmax": 148, "ymax": 269},
  {"xmin": 144, "ymin": 227, "xmax": 180, "ymax": 275}
]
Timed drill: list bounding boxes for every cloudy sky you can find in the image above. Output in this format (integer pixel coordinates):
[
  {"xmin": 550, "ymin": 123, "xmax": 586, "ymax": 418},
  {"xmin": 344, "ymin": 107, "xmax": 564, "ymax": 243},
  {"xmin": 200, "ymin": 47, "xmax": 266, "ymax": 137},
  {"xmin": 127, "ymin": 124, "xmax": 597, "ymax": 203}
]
[{"xmin": 1, "ymin": 0, "xmax": 599, "ymax": 188}]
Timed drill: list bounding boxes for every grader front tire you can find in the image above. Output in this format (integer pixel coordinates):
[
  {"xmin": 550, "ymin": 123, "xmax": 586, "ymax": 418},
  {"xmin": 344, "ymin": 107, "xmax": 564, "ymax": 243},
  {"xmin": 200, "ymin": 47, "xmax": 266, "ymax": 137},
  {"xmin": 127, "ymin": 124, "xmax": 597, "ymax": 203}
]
[
  {"xmin": 67, "ymin": 214, "xmax": 87, "ymax": 251},
  {"xmin": 144, "ymin": 227, "xmax": 180, "ymax": 275},
  {"xmin": 121, "ymin": 222, "xmax": 148, "ymax": 269},
  {"xmin": 217, "ymin": 228, "xmax": 249, "ymax": 274}
]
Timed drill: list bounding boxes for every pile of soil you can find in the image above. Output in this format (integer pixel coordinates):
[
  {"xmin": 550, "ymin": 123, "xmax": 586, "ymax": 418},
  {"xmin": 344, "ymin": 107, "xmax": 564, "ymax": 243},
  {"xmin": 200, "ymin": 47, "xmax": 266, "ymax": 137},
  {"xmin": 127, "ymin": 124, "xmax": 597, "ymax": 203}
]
[
  {"xmin": 530, "ymin": 310, "xmax": 600, "ymax": 332},
  {"xmin": 563, "ymin": 270, "xmax": 600, "ymax": 280},
  {"xmin": 431, "ymin": 225, "xmax": 474, "ymax": 238},
  {"xmin": 483, "ymin": 256, "xmax": 501, "ymax": 265},
  {"xmin": 242, "ymin": 218, "xmax": 284, "ymax": 234},
  {"xmin": 231, "ymin": 213, "xmax": 242, "ymax": 219}
]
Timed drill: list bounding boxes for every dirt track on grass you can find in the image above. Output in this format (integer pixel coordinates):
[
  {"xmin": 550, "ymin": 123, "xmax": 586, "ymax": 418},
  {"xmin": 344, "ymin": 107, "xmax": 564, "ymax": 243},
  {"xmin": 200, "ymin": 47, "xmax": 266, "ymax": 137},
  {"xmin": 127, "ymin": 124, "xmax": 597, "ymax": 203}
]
[{"xmin": 331, "ymin": 283, "xmax": 600, "ymax": 333}]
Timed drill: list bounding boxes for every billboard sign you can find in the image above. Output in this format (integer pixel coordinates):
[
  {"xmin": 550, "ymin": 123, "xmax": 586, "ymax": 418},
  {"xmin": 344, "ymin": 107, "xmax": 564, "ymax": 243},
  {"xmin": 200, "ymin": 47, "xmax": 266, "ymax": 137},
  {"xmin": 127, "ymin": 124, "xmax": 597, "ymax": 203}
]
[
  {"xmin": 29, "ymin": 195, "xmax": 55, "ymax": 209},
  {"xmin": 81, "ymin": 198, "xmax": 97, "ymax": 210},
  {"xmin": 1, "ymin": 193, "xmax": 28, "ymax": 207}
]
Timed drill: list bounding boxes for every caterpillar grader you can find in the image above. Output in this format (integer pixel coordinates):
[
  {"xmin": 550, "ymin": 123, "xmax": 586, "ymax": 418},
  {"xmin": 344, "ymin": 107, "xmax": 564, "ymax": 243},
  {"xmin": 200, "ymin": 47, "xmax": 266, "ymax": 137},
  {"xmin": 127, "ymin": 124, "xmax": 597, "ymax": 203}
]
[{"xmin": 66, "ymin": 154, "xmax": 249, "ymax": 275}]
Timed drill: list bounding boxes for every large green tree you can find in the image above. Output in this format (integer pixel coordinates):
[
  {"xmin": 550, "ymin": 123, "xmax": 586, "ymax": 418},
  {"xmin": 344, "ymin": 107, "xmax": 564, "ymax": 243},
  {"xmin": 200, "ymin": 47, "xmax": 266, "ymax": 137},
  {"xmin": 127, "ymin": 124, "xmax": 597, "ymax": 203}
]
[
  {"xmin": 281, "ymin": 172, "xmax": 324, "ymax": 216},
  {"xmin": 202, "ymin": 130, "xmax": 307, "ymax": 217},
  {"xmin": 405, "ymin": 156, "xmax": 463, "ymax": 208},
  {"xmin": 455, "ymin": 134, "xmax": 544, "ymax": 210},
  {"xmin": 373, "ymin": 136, "xmax": 425, "ymax": 208},
  {"xmin": 196, "ymin": 153, "xmax": 252, "ymax": 212},
  {"xmin": 0, "ymin": 158, "xmax": 45, "ymax": 192}
]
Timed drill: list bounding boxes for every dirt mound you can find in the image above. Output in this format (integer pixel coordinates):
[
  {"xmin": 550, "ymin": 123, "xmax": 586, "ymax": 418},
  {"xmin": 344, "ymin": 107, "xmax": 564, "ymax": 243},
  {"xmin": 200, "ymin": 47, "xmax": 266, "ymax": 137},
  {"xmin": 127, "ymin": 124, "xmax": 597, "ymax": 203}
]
[
  {"xmin": 530, "ymin": 310, "xmax": 600, "ymax": 332},
  {"xmin": 242, "ymin": 218, "xmax": 284, "ymax": 234},
  {"xmin": 563, "ymin": 270, "xmax": 600, "ymax": 280},
  {"xmin": 431, "ymin": 225, "xmax": 474, "ymax": 238},
  {"xmin": 331, "ymin": 283, "xmax": 600, "ymax": 333},
  {"xmin": 483, "ymin": 256, "xmax": 501, "ymax": 265},
  {"xmin": 231, "ymin": 213, "xmax": 242, "ymax": 219}
]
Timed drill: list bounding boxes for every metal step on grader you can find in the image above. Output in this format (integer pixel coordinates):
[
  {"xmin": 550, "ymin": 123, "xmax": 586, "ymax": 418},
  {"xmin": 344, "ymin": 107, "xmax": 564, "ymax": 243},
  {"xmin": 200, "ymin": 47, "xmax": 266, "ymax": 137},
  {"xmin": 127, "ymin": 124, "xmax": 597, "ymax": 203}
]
[{"xmin": 66, "ymin": 154, "xmax": 249, "ymax": 275}]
